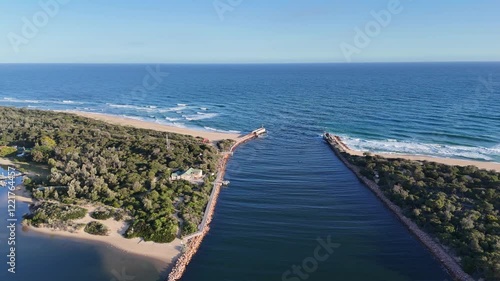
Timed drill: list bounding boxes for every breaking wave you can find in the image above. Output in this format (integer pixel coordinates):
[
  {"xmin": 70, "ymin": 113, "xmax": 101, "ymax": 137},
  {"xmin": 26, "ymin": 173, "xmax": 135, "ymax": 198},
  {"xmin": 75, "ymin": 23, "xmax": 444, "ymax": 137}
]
[
  {"xmin": 204, "ymin": 126, "xmax": 241, "ymax": 134},
  {"xmin": 183, "ymin": 112, "xmax": 219, "ymax": 121},
  {"xmin": 2, "ymin": 97, "xmax": 84, "ymax": 105},
  {"xmin": 340, "ymin": 136, "xmax": 500, "ymax": 161},
  {"xmin": 3, "ymin": 97, "xmax": 40, "ymax": 103},
  {"xmin": 165, "ymin": 117, "xmax": 181, "ymax": 121}
]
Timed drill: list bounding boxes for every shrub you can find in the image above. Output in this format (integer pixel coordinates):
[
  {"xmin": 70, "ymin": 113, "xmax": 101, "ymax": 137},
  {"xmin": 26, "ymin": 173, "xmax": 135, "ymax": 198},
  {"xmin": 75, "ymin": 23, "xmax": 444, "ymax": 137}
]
[
  {"xmin": 182, "ymin": 221, "xmax": 198, "ymax": 236},
  {"xmin": 90, "ymin": 209, "xmax": 113, "ymax": 220},
  {"xmin": 0, "ymin": 146, "xmax": 16, "ymax": 157},
  {"xmin": 84, "ymin": 221, "xmax": 109, "ymax": 236},
  {"xmin": 24, "ymin": 202, "xmax": 87, "ymax": 227},
  {"xmin": 113, "ymin": 211, "xmax": 125, "ymax": 221}
]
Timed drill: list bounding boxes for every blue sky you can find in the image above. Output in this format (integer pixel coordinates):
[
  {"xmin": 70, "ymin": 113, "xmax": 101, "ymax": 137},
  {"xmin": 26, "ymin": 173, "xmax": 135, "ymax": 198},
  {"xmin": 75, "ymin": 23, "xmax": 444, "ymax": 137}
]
[{"xmin": 1, "ymin": 0, "xmax": 499, "ymax": 63}]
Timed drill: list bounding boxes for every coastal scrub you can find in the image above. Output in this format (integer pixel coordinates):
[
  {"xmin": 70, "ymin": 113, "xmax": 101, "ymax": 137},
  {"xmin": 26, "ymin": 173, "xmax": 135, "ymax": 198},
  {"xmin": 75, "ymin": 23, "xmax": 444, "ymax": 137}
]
[{"xmin": 1, "ymin": 106, "xmax": 223, "ymax": 243}]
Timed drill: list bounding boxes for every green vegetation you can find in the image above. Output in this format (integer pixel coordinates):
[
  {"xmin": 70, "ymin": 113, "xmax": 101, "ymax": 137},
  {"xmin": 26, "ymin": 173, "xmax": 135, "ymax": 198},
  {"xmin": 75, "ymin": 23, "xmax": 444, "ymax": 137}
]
[
  {"xmin": 0, "ymin": 146, "xmax": 16, "ymax": 157},
  {"xmin": 84, "ymin": 221, "xmax": 109, "ymax": 236},
  {"xmin": 90, "ymin": 208, "xmax": 112, "ymax": 220},
  {"xmin": 217, "ymin": 139, "xmax": 235, "ymax": 152},
  {"xmin": 24, "ymin": 201, "xmax": 87, "ymax": 227},
  {"xmin": 346, "ymin": 153, "xmax": 500, "ymax": 280},
  {"xmin": 1, "ymin": 106, "xmax": 223, "ymax": 242},
  {"xmin": 89, "ymin": 207, "xmax": 125, "ymax": 221},
  {"xmin": 125, "ymin": 216, "xmax": 178, "ymax": 243}
]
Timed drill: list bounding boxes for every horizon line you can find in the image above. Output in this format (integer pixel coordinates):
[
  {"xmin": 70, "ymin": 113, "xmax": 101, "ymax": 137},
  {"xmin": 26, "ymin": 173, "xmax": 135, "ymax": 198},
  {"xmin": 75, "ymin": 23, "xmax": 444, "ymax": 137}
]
[{"xmin": 1, "ymin": 60, "xmax": 500, "ymax": 65}]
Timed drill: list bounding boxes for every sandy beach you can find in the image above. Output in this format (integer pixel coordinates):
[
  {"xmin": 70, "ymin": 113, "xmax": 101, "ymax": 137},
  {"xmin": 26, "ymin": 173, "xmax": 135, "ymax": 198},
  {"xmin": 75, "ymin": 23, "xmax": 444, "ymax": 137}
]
[
  {"xmin": 0, "ymin": 157, "xmax": 15, "ymax": 166},
  {"xmin": 25, "ymin": 204, "xmax": 183, "ymax": 270},
  {"xmin": 0, "ymin": 111, "xmax": 246, "ymax": 277},
  {"xmin": 2, "ymin": 156, "xmax": 182, "ymax": 270},
  {"xmin": 62, "ymin": 110, "xmax": 241, "ymax": 142},
  {"xmin": 334, "ymin": 136, "xmax": 500, "ymax": 172}
]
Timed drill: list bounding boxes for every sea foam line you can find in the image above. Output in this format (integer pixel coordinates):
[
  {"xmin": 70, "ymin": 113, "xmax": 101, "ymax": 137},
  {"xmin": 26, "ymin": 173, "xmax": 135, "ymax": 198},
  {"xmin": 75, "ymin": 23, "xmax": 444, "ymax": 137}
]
[
  {"xmin": 204, "ymin": 126, "xmax": 241, "ymax": 134},
  {"xmin": 340, "ymin": 136, "xmax": 500, "ymax": 161},
  {"xmin": 183, "ymin": 113, "xmax": 219, "ymax": 121},
  {"xmin": 2, "ymin": 97, "xmax": 84, "ymax": 105}
]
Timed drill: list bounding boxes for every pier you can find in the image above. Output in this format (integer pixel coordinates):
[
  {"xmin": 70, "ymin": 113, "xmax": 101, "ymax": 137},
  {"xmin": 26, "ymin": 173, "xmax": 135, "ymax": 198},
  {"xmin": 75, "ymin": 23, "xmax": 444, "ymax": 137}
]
[
  {"xmin": 323, "ymin": 132, "xmax": 473, "ymax": 281},
  {"xmin": 167, "ymin": 127, "xmax": 266, "ymax": 281},
  {"xmin": 323, "ymin": 133, "xmax": 344, "ymax": 152}
]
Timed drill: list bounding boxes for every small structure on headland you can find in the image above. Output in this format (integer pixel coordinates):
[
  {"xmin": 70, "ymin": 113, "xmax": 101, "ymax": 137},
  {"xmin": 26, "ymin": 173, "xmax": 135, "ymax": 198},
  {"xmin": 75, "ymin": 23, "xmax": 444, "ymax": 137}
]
[
  {"xmin": 16, "ymin": 146, "xmax": 30, "ymax": 157},
  {"xmin": 167, "ymin": 127, "xmax": 266, "ymax": 281},
  {"xmin": 252, "ymin": 127, "xmax": 266, "ymax": 137},
  {"xmin": 323, "ymin": 133, "xmax": 350, "ymax": 153},
  {"xmin": 170, "ymin": 168, "xmax": 203, "ymax": 181}
]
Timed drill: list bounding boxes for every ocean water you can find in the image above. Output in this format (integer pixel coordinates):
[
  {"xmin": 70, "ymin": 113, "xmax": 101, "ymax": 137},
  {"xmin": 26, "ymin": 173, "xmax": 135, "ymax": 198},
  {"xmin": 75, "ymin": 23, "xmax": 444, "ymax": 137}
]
[
  {"xmin": 0, "ymin": 63, "xmax": 499, "ymax": 280},
  {"xmin": 1, "ymin": 63, "xmax": 499, "ymax": 161}
]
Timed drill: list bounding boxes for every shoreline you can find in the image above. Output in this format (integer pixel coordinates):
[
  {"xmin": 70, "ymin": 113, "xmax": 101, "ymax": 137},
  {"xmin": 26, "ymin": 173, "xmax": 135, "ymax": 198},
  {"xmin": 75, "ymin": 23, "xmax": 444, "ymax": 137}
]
[
  {"xmin": 324, "ymin": 134, "xmax": 474, "ymax": 281},
  {"xmin": 59, "ymin": 110, "xmax": 242, "ymax": 142},
  {"xmin": 24, "ymin": 202, "xmax": 183, "ymax": 271},
  {"xmin": 1, "ymin": 160, "xmax": 180, "ymax": 272},
  {"xmin": 334, "ymin": 135, "xmax": 500, "ymax": 172},
  {"xmin": 1, "ymin": 122, "xmax": 264, "ymax": 281},
  {"xmin": 0, "ymin": 108, "xmax": 257, "ymax": 279},
  {"xmin": 22, "ymin": 226, "xmax": 178, "ymax": 276},
  {"xmin": 167, "ymin": 129, "xmax": 265, "ymax": 281}
]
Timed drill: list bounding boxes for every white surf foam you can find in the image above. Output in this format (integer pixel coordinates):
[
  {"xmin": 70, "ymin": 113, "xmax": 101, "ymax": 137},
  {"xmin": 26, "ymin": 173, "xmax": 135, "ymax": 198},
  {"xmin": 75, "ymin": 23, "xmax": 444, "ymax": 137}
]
[
  {"xmin": 340, "ymin": 136, "xmax": 500, "ymax": 161},
  {"xmin": 107, "ymin": 103, "xmax": 138, "ymax": 109},
  {"xmin": 2, "ymin": 97, "xmax": 87, "ymax": 105},
  {"xmin": 2, "ymin": 97, "xmax": 40, "ymax": 103},
  {"xmin": 154, "ymin": 119, "xmax": 187, "ymax": 128},
  {"xmin": 120, "ymin": 115, "xmax": 145, "ymax": 121},
  {"xmin": 107, "ymin": 103, "xmax": 161, "ymax": 112},
  {"xmin": 165, "ymin": 117, "xmax": 180, "ymax": 121},
  {"xmin": 204, "ymin": 126, "xmax": 240, "ymax": 134},
  {"xmin": 183, "ymin": 112, "xmax": 219, "ymax": 121}
]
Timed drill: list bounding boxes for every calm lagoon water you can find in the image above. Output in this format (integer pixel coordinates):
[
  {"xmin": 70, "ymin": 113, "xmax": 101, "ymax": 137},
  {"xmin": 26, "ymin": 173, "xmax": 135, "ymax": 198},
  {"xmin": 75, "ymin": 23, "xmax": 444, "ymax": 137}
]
[{"xmin": 0, "ymin": 167, "xmax": 167, "ymax": 281}]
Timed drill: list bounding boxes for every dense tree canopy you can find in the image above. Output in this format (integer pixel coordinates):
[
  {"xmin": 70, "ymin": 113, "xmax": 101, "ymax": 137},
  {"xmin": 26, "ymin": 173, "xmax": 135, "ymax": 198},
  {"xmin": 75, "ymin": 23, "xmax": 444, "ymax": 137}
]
[
  {"xmin": 0, "ymin": 107, "xmax": 225, "ymax": 242},
  {"xmin": 346, "ymin": 153, "xmax": 500, "ymax": 280}
]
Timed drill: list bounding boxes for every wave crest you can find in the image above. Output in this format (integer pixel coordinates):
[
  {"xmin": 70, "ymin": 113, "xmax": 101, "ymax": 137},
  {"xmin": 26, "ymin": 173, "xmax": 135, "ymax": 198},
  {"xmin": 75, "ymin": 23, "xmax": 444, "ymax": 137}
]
[
  {"xmin": 183, "ymin": 113, "xmax": 219, "ymax": 121},
  {"xmin": 340, "ymin": 136, "xmax": 499, "ymax": 161}
]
